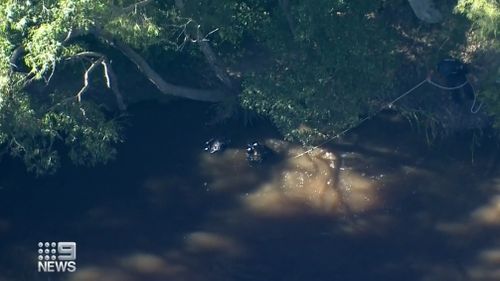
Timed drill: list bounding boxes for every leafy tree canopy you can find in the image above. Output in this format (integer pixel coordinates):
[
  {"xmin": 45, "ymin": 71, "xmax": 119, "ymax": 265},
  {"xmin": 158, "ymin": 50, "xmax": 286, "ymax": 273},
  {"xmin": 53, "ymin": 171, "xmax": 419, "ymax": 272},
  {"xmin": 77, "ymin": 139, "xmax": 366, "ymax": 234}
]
[{"xmin": 0, "ymin": 0, "xmax": 498, "ymax": 174}]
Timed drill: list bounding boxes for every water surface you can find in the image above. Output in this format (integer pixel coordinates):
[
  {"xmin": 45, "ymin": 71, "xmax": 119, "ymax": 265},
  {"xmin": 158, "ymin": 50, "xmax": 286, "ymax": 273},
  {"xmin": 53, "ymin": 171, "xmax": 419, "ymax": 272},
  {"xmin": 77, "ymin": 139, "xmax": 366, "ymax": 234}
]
[{"xmin": 0, "ymin": 101, "xmax": 499, "ymax": 281}]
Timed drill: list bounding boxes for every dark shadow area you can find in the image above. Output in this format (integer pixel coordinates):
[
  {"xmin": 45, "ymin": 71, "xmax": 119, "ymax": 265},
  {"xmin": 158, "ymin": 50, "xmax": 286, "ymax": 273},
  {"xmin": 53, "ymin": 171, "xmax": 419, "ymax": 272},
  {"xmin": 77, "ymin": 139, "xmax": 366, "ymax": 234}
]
[{"xmin": 0, "ymin": 100, "xmax": 499, "ymax": 281}]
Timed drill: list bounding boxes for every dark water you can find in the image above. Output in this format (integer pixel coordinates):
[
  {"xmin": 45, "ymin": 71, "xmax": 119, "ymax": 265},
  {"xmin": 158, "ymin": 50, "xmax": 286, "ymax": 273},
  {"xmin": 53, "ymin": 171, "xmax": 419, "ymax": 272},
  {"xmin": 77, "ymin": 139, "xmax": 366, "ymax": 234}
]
[{"xmin": 0, "ymin": 101, "xmax": 499, "ymax": 281}]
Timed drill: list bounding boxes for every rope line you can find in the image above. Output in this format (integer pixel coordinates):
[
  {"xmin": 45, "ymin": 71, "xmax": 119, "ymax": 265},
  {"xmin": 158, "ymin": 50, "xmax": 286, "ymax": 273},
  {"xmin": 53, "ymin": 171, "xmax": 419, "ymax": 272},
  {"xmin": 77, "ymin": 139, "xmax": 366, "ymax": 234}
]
[
  {"xmin": 426, "ymin": 79, "xmax": 469, "ymax": 90},
  {"xmin": 388, "ymin": 79, "xmax": 428, "ymax": 107},
  {"xmin": 292, "ymin": 115, "xmax": 373, "ymax": 159},
  {"xmin": 293, "ymin": 76, "xmax": 481, "ymax": 159},
  {"xmin": 468, "ymin": 82, "xmax": 483, "ymax": 114}
]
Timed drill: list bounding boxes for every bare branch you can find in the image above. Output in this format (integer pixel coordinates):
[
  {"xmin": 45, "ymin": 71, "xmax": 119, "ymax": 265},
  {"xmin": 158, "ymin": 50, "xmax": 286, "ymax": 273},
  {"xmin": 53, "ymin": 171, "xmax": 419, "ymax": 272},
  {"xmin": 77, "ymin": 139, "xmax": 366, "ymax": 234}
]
[
  {"xmin": 202, "ymin": 28, "xmax": 219, "ymax": 41},
  {"xmin": 72, "ymin": 51, "xmax": 105, "ymax": 58},
  {"xmin": 44, "ymin": 60, "xmax": 56, "ymax": 85},
  {"xmin": 171, "ymin": 19, "xmax": 193, "ymax": 51},
  {"xmin": 101, "ymin": 62, "xmax": 112, "ymax": 88},
  {"xmin": 122, "ymin": 0, "xmax": 154, "ymax": 14},
  {"xmin": 76, "ymin": 57, "xmax": 104, "ymax": 103},
  {"xmin": 174, "ymin": 2, "xmax": 234, "ymax": 90},
  {"xmin": 63, "ymin": 28, "xmax": 86, "ymax": 43},
  {"xmin": 101, "ymin": 59, "xmax": 127, "ymax": 111},
  {"xmin": 66, "ymin": 50, "xmax": 127, "ymax": 110},
  {"xmin": 195, "ymin": 28, "xmax": 234, "ymax": 90},
  {"xmin": 110, "ymin": 0, "xmax": 154, "ymax": 18}
]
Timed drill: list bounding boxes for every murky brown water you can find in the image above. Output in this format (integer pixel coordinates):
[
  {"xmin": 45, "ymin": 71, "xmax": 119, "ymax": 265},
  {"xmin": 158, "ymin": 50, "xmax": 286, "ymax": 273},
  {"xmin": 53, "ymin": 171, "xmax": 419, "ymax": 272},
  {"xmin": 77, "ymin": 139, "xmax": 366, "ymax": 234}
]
[{"xmin": 0, "ymin": 101, "xmax": 499, "ymax": 281}]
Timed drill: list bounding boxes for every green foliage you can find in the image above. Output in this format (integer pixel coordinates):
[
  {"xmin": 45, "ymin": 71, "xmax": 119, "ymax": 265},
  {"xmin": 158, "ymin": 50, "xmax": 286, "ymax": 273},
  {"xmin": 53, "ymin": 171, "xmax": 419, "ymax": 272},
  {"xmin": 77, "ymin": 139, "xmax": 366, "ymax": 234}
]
[
  {"xmin": 241, "ymin": 1, "xmax": 400, "ymax": 142},
  {"xmin": 0, "ymin": 85, "xmax": 121, "ymax": 175},
  {"xmin": 0, "ymin": 0, "xmax": 123, "ymax": 174},
  {"xmin": 455, "ymin": 0, "xmax": 499, "ymax": 41},
  {"xmin": 0, "ymin": 0, "xmax": 499, "ymax": 174},
  {"xmin": 455, "ymin": 0, "xmax": 500, "ymax": 128},
  {"xmin": 104, "ymin": 5, "xmax": 166, "ymax": 49},
  {"xmin": 180, "ymin": 0, "xmax": 272, "ymax": 45},
  {"xmin": 1, "ymin": 0, "xmax": 104, "ymax": 76}
]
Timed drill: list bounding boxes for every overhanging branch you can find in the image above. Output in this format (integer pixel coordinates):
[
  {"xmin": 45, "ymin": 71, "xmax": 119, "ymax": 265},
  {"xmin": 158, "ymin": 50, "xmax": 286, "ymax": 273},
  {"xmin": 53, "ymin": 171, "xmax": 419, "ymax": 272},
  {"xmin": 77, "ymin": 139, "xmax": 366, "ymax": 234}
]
[{"xmin": 91, "ymin": 28, "xmax": 231, "ymax": 102}]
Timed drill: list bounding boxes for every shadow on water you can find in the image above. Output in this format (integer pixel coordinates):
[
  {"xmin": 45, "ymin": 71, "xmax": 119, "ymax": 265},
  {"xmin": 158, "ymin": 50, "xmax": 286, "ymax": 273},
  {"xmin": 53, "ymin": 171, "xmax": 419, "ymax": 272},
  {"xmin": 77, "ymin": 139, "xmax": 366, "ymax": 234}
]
[{"xmin": 0, "ymin": 101, "xmax": 499, "ymax": 281}]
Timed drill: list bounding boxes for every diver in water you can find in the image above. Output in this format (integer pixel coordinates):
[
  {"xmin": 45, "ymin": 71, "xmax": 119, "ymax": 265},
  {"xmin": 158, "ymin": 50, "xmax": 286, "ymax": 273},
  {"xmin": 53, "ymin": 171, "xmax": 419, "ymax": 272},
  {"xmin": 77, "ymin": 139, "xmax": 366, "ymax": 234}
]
[
  {"xmin": 246, "ymin": 142, "xmax": 273, "ymax": 164},
  {"xmin": 437, "ymin": 58, "xmax": 475, "ymax": 104},
  {"xmin": 204, "ymin": 138, "xmax": 228, "ymax": 154}
]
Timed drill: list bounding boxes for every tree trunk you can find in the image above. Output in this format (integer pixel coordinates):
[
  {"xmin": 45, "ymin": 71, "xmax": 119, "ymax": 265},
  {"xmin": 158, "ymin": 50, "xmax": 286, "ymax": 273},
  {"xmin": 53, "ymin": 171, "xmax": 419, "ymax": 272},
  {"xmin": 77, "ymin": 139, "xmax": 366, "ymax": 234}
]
[{"xmin": 407, "ymin": 0, "xmax": 443, "ymax": 23}]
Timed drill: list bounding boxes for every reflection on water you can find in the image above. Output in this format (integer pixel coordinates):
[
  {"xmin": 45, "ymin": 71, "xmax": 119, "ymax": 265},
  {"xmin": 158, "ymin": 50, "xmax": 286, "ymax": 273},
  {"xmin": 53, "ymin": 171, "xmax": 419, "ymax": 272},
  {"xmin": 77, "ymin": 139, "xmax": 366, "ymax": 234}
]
[
  {"xmin": 0, "ymin": 101, "xmax": 499, "ymax": 281},
  {"xmin": 471, "ymin": 195, "xmax": 500, "ymax": 226}
]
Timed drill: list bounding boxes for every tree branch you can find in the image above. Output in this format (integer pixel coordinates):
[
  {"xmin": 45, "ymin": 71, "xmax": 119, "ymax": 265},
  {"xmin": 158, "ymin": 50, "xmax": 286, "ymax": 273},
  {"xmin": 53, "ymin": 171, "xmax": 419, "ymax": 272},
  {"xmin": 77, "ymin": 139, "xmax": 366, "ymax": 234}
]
[
  {"xmin": 174, "ymin": 1, "xmax": 235, "ymax": 90},
  {"xmin": 122, "ymin": 0, "xmax": 154, "ymax": 14},
  {"xmin": 68, "ymin": 51, "xmax": 127, "ymax": 111},
  {"xmin": 91, "ymin": 28, "xmax": 230, "ymax": 102},
  {"xmin": 195, "ymin": 28, "xmax": 235, "ymax": 90},
  {"xmin": 72, "ymin": 51, "xmax": 104, "ymax": 58},
  {"xmin": 109, "ymin": 0, "xmax": 155, "ymax": 19},
  {"xmin": 63, "ymin": 28, "xmax": 86, "ymax": 44},
  {"xmin": 101, "ymin": 58, "xmax": 127, "ymax": 111},
  {"xmin": 76, "ymin": 57, "xmax": 104, "ymax": 103}
]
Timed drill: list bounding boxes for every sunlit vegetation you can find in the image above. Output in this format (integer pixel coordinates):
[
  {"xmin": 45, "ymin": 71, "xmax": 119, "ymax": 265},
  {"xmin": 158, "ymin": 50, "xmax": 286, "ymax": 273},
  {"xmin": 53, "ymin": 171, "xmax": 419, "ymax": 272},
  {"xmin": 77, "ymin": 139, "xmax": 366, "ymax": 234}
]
[
  {"xmin": 0, "ymin": 0, "xmax": 498, "ymax": 174},
  {"xmin": 455, "ymin": 0, "xmax": 500, "ymax": 129}
]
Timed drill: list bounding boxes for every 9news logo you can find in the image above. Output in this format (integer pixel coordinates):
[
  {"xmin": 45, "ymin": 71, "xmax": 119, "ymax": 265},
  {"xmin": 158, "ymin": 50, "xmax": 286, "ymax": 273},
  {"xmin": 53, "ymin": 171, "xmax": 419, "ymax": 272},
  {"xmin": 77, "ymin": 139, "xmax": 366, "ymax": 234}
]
[{"xmin": 37, "ymin": 242, "xmax": 77, "ymax": 273}]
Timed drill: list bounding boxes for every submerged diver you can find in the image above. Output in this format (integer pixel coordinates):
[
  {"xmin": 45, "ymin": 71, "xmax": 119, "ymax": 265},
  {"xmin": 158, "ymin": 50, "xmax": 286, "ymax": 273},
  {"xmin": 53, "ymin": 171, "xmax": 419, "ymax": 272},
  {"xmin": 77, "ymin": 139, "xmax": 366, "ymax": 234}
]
[
  {"xmin": 436, "ymin": 58, "xmax": 475, "ymax": 104},
  {"xmin": 204, "ymin": 138, "xmax": 228, "ymax": 154},
  {"xmin": 246, "ymin": 142, "xmax": 273, "ymax": 164}
]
